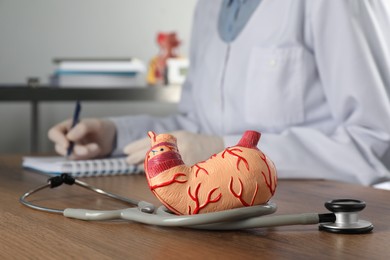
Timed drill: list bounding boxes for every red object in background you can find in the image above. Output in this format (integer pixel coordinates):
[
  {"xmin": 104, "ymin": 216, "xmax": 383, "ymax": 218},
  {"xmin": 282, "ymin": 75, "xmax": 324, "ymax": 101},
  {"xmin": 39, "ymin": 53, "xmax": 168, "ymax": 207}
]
[
  {"xmin": 147, "ymin": 32, "xmax": 181, "ymax": 85},
  {"xmin": 157, "ymin": 32, "xmax": 181, "ymax": 52}
]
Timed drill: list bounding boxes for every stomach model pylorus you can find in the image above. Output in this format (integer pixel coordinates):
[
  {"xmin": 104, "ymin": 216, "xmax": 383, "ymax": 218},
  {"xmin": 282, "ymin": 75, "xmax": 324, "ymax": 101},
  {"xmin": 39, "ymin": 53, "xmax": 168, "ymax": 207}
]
[{"xmin": 144, "ymin": 130, "xmax": 277, "ymax": 215}]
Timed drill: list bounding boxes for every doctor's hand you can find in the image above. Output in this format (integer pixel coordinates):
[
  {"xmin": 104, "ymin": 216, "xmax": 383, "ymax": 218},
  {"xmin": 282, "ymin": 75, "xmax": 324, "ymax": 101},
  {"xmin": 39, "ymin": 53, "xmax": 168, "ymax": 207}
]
[
  {"xmin": 48, "ymin": 118, "xmax": 116, "ymax": 160},
  {"xmin": 124, "ymin": 131, "xmax": 225, "ymax": 168}
]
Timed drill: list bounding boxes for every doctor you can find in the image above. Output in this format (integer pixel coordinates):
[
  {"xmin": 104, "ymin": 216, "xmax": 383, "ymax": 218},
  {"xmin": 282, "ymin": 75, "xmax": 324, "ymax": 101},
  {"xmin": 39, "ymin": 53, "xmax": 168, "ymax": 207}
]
[{"xmin": 49, "ymin": 0, "xmax": 390, "ymax": 186}]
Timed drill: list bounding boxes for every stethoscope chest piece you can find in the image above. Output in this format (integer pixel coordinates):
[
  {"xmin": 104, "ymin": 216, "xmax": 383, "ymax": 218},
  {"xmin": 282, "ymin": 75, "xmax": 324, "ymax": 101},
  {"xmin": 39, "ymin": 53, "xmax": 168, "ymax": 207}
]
[{"xmin": 319, "ymin": 199, "xmax": 374, "ymax": 234}]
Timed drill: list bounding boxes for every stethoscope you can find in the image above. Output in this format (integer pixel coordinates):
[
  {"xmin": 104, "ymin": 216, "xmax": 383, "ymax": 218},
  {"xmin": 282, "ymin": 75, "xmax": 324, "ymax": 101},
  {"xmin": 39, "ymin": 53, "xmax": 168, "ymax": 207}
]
[{"xmin": 20, "ymin": 174, "xmax": 374, "ymax": 234}]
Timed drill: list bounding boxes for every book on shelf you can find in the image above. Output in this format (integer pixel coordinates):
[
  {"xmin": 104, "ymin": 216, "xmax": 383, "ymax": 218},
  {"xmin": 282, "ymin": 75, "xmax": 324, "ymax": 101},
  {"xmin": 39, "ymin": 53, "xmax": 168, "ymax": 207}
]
[
  {"xmin": 22, "ymin": 156, "xmax": 142, "ymax": 177},
  {"xmin": 51, "ymin": 73, "xmax": 146, "ymax": 88},
  {"xmin": 53, "ymin": 58, "xmax": 146, "ymax": 72},
  {"xmin": 51, "ymin": 58, "xmax": 147, "ymax": 88}
]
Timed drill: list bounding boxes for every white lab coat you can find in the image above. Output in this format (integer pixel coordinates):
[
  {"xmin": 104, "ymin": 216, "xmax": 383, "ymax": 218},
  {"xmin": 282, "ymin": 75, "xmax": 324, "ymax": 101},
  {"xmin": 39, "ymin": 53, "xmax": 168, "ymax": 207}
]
[{"xmin": 111, "ymin": 0, "xmax": 390, "ymax": 185}]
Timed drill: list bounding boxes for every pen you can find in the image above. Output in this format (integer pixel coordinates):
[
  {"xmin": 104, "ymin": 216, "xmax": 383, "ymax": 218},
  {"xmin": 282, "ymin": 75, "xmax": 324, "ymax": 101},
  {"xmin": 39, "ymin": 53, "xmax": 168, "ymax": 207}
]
[{"xmin": 67, "ymin": 100, "xmax": 82, "ymax": 157}]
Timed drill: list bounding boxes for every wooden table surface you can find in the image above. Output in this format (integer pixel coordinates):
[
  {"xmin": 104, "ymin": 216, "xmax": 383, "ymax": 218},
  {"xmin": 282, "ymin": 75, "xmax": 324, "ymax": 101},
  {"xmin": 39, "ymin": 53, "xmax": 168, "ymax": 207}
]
[{"xmin": 1, "ymin": 155, "xmax": 389, "ymax": 259}]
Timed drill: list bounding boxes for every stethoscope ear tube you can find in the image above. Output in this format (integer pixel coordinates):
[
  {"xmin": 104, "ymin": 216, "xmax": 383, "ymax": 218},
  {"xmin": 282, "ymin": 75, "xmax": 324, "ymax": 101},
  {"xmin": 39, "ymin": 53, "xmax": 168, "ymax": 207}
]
[{"xmin": 19, "ymin": 174, "xmax": 143, "ymax": 214}]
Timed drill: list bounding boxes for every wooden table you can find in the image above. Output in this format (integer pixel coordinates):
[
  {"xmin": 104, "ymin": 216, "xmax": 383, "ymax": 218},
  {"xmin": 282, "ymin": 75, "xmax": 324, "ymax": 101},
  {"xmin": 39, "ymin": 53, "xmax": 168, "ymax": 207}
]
[{"xmin": 1, "ymin": 155, "xmax": 389, "ymax": 259}]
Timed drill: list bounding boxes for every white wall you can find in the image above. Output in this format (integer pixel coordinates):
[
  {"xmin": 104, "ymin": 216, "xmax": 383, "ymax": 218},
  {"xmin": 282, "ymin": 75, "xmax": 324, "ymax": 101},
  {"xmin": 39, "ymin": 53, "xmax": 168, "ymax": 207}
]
[{"xmin": 0, "ymin": 0, "xmax": 197, "ymax": 153}]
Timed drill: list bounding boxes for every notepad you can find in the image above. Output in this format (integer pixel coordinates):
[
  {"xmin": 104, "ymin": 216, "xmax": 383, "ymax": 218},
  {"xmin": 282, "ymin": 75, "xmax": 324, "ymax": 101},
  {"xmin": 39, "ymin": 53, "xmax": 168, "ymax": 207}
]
[{"xmin": 22, "ymin": 156, "xmax": 142, "ymax": 177}]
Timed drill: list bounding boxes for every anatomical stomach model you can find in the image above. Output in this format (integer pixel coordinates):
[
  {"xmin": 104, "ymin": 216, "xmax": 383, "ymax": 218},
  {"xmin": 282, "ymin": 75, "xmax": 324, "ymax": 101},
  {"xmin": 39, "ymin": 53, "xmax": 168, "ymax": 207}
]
[{"xmin": 144, "ymin": 130, "xmax": 277, "ymax": 215}]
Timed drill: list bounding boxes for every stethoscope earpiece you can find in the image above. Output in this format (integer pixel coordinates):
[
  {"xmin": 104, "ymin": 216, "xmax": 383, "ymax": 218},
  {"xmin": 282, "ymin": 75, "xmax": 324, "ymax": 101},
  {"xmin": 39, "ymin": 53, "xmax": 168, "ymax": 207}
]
[{"xmin": 319, "ymin": 199, "xmax": 374, "ymax": 234}]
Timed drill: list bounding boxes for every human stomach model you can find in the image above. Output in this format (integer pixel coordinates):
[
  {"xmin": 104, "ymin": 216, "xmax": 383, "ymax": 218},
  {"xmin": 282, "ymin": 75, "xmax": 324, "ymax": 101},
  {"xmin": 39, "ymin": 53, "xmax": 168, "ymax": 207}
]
[{"xmin": 144, "ymin": 130, "xmax": 277, "ymax": 215}]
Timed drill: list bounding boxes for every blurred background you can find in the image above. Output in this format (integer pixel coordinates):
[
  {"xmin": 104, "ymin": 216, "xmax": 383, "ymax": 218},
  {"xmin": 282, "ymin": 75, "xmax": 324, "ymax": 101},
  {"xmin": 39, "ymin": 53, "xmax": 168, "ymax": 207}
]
[{"xmin": 0, "ymin": 0, "xmax": 197, "ymax": 154}]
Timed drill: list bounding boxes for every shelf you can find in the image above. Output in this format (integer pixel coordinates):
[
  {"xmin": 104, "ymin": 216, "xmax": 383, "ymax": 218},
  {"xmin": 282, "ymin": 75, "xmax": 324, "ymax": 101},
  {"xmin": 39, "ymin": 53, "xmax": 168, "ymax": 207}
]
[{"xmin": 0, "ymin": 85, "xmax": 181, "ymax": 103}]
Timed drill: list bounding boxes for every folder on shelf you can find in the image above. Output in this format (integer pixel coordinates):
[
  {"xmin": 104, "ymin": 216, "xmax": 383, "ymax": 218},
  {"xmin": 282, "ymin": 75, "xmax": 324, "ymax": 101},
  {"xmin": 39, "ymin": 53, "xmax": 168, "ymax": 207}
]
[{"xmin": 51, "ymin": 57, "xmax": 147, "ymax": 88}]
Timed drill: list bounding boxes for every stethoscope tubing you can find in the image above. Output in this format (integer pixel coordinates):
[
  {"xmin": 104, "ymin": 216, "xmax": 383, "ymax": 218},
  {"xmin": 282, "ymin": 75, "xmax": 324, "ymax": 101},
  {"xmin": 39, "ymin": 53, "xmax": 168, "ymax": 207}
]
[{"xmin": 63, "ymin": 203, "xmax": 278, "ymax": 228}]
